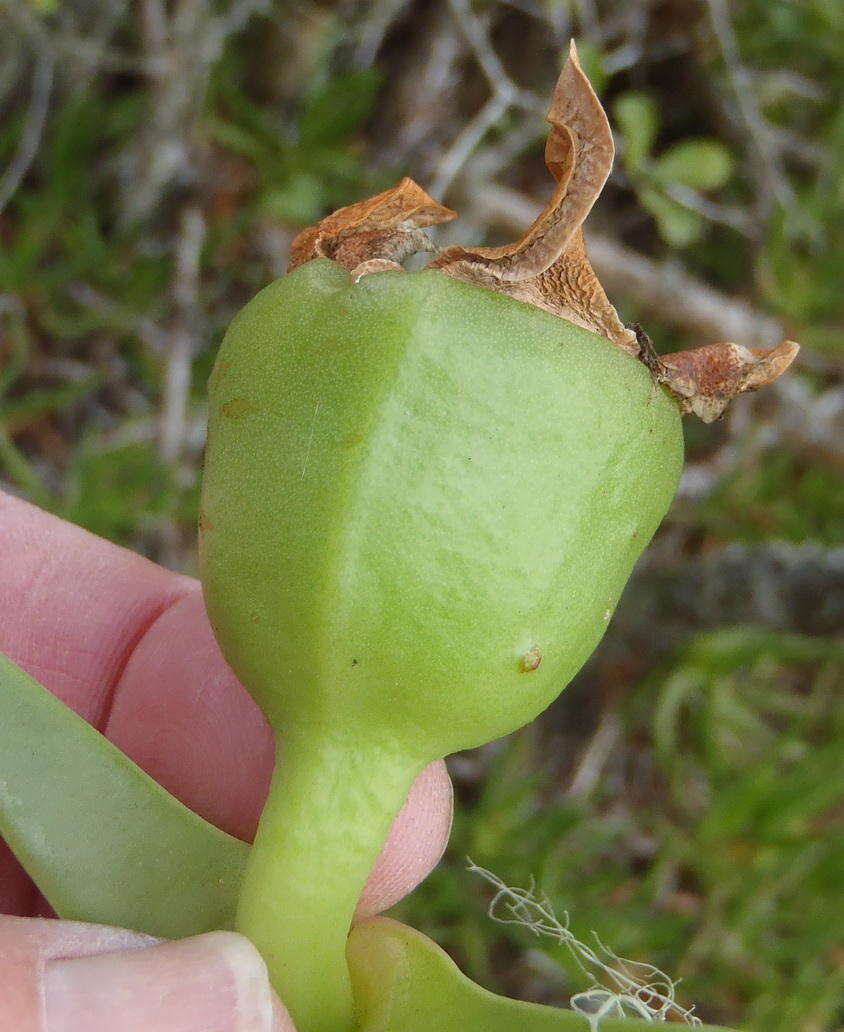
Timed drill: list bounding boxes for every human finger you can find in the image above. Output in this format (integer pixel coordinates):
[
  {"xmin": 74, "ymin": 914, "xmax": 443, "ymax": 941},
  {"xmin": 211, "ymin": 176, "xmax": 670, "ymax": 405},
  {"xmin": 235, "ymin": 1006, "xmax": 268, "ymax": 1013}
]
[
  {"xmin": 0, "ymin": 916, "xmax": 293, "ymax": 1032},
  {"xmin": 0, "ymin": 493, "xmax": 453, "ymax": 916}
]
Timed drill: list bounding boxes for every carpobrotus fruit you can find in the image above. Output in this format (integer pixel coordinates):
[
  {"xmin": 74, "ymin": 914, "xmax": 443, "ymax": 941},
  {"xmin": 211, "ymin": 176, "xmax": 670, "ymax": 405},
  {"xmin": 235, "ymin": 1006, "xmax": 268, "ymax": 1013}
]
[{"xmin": 198, "ymin": 43, "xmax": 796, "ymax": 1032}]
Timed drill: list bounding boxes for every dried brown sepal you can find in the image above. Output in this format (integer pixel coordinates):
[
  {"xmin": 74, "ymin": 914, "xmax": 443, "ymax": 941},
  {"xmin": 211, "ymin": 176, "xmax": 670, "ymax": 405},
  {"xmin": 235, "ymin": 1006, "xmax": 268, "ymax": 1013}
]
[
  {"xmin": 657, "ymin": 339, "xmax": 800, "ymax": 423},
  {"xmin": 286, "ymin": 44, "xmax": 798, "ymax": 421},
  {"xmin": 288, "ymin": 177, "xmax": 456, "ymax": 273},
  {"xmin": 428, "ymin": 41, "xmax": 637, "ymax": 355}
]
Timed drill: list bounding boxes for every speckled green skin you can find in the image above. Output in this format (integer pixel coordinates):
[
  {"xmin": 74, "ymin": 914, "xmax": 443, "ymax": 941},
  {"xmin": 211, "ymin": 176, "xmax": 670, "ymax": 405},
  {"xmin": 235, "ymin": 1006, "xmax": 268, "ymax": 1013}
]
[
  {"xmin": 200, "ymin": 259, "xmax": 682, "ymax": 758},
  {"xmin": 198, "ymin": 258, "xmax": 683, "ymax": 1032}
]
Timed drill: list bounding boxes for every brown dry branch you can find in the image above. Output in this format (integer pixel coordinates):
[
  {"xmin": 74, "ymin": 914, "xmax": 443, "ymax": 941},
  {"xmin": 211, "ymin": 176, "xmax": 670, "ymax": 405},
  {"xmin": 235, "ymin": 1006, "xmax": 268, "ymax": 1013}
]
[
  {"xmin": 0, "ymin": 38, "xmax": 53, "ymax": 215},
  {"xmin": 160, "ymin": 205, "xmax": 206, "ymax": 466},
  {"xmin": 703, "ymin": 0, "xmax": 793, "ymax": 220},
  {"xmin": 624, "ymin": 543, "xmax": 844, "ymax": 644}
]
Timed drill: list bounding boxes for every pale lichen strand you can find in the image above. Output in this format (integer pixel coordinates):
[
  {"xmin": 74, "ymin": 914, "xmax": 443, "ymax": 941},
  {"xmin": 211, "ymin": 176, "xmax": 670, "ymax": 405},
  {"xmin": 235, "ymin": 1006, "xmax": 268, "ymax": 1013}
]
[{"xmin": 287, "ymin": 42, "xmax": 798, "ymax": 423}]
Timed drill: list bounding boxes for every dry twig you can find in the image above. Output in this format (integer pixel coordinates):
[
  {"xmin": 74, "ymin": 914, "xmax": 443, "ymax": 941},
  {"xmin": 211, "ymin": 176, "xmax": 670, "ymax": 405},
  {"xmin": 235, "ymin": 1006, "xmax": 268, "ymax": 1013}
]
[
  {"xmin": 0, "ymin": 46, "xmax": 53, "ymax": 214},
  {"xmin": 703, "ymin": 0, "xmax": 793, "ymax": 218},
  {"xmin": 159, "ymin": 205, "xmax": 206, "ymax": 466}
]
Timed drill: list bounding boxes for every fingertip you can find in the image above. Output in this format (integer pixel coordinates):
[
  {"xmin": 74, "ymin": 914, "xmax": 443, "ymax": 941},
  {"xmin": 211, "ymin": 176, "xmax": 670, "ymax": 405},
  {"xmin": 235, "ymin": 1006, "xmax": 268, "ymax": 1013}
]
[
  {"xmin": 105, "ymin": 588, "xmax": 275, "ymax": 841},
  {"xmin": 272, "ymin": 993, "xmax": 297, "ymax": 1031},
  {"xmin": 0, "ymin": 916, "xmax": 157, "ymax": 1031},
  {"xmin": 44, "ymin": 930, "xmax": 290, "ymax": 1032},
  {"xmin": 0, "ymin": 490, "xmax": 192, "ymax": 726},
  {"xmin": 356, "ymin": 759, "xmax": 453, "ymax": 919}
]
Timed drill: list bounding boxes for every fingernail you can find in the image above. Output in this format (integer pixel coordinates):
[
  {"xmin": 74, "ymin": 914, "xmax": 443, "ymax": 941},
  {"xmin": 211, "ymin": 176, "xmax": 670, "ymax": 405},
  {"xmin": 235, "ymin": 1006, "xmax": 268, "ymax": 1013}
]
[{"xmin": 45, "ymin": 931, "xmax": 278, "ymax": 1031}]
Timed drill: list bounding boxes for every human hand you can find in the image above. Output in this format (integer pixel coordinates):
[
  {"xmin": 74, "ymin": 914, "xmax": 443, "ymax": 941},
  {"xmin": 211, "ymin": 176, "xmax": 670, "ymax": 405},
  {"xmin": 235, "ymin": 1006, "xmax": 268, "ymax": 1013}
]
[{"xmin": 0, "ymin": 491, "xmax": 453, "ymax": 1030}]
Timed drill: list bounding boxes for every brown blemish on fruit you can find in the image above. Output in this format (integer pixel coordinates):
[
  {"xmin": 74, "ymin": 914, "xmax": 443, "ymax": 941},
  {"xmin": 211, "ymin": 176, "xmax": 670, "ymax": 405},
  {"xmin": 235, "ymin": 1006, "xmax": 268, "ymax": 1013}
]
[
  {"xmin": 520, "ymin": 646, "xmax": 542, "ymax": 673},
  {"xmin": 212, "ymin": 358, "xmax": 233, "ymax": 388},
  {"xmin": 198, "ymin": 509, "xmax": 213, "ymax": 533},
  {"xmin": 221, "ymin": 398, "xmax": 254, "ymax": 419},
  {"xmin": 340, "ymin": 432, "xmax": 365, "ymax": 449},
  {"xmin": 250, "ymin": 614, "xmax": 260, "ymax": 624}
]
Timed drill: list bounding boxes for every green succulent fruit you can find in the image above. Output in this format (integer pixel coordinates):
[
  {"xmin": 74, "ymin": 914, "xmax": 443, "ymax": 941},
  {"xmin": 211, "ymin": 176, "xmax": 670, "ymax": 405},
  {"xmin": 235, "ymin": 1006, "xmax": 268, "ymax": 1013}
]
[
  {"xmin": 199, "ymin": 259, "xmax": 682, "ymax": 1031},
  {"xmin": 200, "ymin": 259, "xmax": 681, "ymax": 749},
  {"xmin": 198, "ymin": 43, "xmax": 795, "ymax": 1032}
]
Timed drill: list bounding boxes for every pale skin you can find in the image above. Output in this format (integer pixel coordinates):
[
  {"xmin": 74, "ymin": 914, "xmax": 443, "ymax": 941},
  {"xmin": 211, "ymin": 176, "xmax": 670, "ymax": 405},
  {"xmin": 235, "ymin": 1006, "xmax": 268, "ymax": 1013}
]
[{"xmin": 0, "ymin": 490, "xmax": 453, "ymax": 1031}]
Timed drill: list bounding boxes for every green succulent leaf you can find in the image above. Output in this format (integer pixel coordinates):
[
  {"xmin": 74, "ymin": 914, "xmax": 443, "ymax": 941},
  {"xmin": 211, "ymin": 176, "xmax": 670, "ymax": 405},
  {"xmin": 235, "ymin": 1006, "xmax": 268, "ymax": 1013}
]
[
  {"xmin": 653, "ymin": 140, "xmax": 734, "ymax": 191},
  {"xmin": 299, "ymin": 69, "xmax": 382, "ymax": 148},
  {"xmin": 261, "ymin": 174, "xmax": 326, "ymax": 224},
  {"xmin": 613, "ymin": 93, "xmax": 658, "ymax": 171},
  {"xmin": 0, "ymin": 652, "xmax": 247, "ymax": 938},
  {"xmin": 639, "ymin": 186, "xmax": 703, "ymax": 247},
  {"xmin": 348, "ymin": 918, "xmax": 736, "ymax": 1031}
]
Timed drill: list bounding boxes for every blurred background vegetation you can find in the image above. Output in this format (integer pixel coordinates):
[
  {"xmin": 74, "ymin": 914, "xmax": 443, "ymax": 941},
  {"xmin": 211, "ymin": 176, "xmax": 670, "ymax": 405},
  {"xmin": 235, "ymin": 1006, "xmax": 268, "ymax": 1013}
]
[{"xmin": 0, "ymin": 0, "xmax": 842, "ymax": 1028}]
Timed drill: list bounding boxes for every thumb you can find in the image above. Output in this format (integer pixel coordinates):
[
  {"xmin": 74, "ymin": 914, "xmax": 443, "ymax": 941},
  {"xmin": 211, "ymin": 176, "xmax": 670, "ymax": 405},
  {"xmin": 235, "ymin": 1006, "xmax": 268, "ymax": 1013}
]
[{"xmin": 0, "ymin": 917, "xmax": 293, "ymax": 1031}]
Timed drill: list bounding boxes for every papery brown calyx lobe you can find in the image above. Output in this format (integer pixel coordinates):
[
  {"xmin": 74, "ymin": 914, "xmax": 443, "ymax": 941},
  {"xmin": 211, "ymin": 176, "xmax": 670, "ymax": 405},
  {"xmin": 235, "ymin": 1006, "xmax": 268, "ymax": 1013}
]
[{"xmin": 288, "ymin": 41, "xmax": 797, "ymax": 422}]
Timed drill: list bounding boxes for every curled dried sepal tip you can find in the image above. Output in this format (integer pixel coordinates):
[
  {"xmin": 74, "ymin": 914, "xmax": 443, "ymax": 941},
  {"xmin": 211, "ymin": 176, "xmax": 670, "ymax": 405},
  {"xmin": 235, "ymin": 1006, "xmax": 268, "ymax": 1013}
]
[
  {"xmin": 429, "ymin": 40, "xmax": 637, "ymax": 355},
  {"xmin": 288, "ymin": 177, "xmax": 456, "ymax": 273},
  {"xmin": 659, "ymin": 339, "xmax": 800, "ymax": 423}
]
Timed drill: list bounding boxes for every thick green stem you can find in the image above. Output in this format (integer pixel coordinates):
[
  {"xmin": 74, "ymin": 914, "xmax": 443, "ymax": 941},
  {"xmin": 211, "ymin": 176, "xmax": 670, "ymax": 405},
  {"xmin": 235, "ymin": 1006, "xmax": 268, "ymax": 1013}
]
[{"xmin": 235, "ymin": 727, "xmax": 422, "ymax": 1032}]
